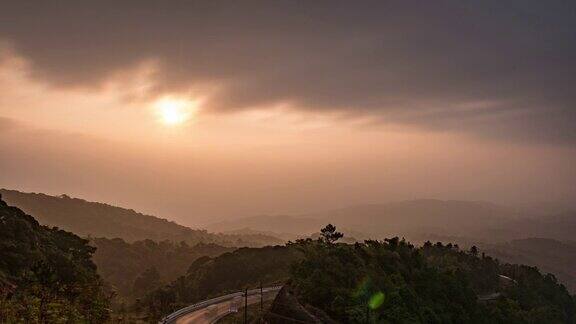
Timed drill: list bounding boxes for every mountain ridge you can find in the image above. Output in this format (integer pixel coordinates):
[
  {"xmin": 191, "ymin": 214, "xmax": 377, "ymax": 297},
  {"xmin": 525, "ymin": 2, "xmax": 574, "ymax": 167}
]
[
  {"xmin": 0, "ymin": 189, "xmax": 282, "ymax": 247},
  {"xmin": 208, "ymin": 199, "xmax": 576, "ymax": 244},
  {"xmin": 208, "ymin": 199, "xmax": 519, "ymax": 239}
]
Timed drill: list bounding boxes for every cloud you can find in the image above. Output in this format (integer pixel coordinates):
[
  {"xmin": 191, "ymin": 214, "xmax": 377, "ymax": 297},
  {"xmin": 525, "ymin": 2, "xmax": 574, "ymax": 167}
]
[
  {"xmin": 1, "ymin": 0, "xmax": 575, "ymax": 143},
  {"xmin": 0, "ymin": 116, "xmax": 18, "ymax": 133}
]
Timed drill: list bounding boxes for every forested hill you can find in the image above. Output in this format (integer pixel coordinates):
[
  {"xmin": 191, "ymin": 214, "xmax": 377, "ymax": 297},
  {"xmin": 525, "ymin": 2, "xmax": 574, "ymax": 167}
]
[
  {"xmin": 142, "ymin": 245, "xmax": 302, "ymax": 320},
  {"xmin": 91, "ymin": 237, "xmax": 234, "ymax": 298},
  {"xmin": 287, "ymin": 234, "xmax": 576, "ymax": 323},
  {"xmin": 482, "ymin": 238, "xmax": 576, "ymax": 293},
  {"xmin": 0, "ymin": 195, "xmax": 110, "ymax": 322},
  {"xmin": 0, "ymin": 189, "xmax": 281, "ymax": 247},
  {"xmin": 148, "ymin": 226, "xmax": 576, "ymax": 323}
]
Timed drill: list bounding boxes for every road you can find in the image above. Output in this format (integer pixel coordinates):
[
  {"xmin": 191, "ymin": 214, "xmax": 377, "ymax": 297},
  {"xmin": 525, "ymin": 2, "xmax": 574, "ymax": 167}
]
[
  {"xmin": 175, "ymin": 293, "xmax": 265, "ymax": 324},
  {"xmin": 161, "ymin": 286, "xmax": 282, "ymax": 324}
]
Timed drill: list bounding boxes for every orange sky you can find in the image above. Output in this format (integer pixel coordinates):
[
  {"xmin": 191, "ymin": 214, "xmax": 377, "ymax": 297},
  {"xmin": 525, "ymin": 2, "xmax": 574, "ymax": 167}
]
[
  {"xmin": 1, "ymin": 47, "xmax": 575, "ymax": 226},
  {"xmin": 1, "ymin": 1, "xmax": 575, "ymax": 226}
]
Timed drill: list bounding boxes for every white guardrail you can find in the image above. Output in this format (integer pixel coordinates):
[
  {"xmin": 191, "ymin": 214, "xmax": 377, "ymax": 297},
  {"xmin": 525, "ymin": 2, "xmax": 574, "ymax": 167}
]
[{"xmin": 159, "ymin": 286, "xmax": 283, "ymax": 324}]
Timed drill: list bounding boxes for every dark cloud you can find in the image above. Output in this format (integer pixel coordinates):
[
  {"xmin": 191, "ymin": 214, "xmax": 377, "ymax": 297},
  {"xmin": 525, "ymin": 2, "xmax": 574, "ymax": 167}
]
[{"xmin": 1, "ymin": 0, "xmax": 575, "ymax": 143}]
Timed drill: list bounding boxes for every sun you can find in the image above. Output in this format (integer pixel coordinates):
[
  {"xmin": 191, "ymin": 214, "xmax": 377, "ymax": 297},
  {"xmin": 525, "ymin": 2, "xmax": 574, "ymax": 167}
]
[{"xmin": 154, "ymin": 97, "xmax": 196, "ymax": 126}]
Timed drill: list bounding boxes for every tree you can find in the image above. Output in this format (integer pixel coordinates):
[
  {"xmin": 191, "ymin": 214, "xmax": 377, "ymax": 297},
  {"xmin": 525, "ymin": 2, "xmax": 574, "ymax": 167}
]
[
  {"xmin": 132, "ymin": 267, "xmax": 161, "ymax": 296},
  {"xmin": 0, "ymin": 197, "xmax": 110, "ymax": 323},
  {"xmin": 320, "ymin": 224, "xmax": 343, "ymax": 244},
  {"xmin": 290, "ymin": 235, "xmax": 576, "ymax": 324}
]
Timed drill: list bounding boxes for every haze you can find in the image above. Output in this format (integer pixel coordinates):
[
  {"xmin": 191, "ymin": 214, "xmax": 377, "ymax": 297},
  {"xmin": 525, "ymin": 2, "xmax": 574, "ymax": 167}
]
[{"xmin": 1, "ymin": 1, "xmax": 575, "ymax": 226}]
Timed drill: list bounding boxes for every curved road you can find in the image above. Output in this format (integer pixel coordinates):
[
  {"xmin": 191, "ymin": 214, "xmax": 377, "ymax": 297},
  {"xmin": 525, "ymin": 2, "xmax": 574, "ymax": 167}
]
[
  {"xmin": 175, "ymin": 293, "xmax": 265, "ymax": 324},
  {"xmin": 161, "ymin": 286, "xmax": 282, "ymax": 324}
]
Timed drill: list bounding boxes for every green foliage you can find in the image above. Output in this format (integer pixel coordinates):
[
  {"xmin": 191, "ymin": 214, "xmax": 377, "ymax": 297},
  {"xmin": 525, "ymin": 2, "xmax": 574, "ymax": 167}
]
[
  {"xmin": 141, "ymin": 245, "xmax": 302, "ymax": 321},
  {"xmin": 90, "ymin": 237, "xmax": 233, "ymax": 299},
  {"xmin": 483, "ymin": 238, "xmax": 576, "ymax": 293},
  {"xmin": 143, "ymin": 224, "xmax": 576, "ymax": 323},
  {"xmin": 132, "ymin": 267, "xmax": 161, "ymax": 298},
  {"xmin": 290, "ymin": 228, "xmax": 576, "ymax": 324},
  {"xmin": 0, "ymin": 196, "xmax": 110, "ymax": 323}
]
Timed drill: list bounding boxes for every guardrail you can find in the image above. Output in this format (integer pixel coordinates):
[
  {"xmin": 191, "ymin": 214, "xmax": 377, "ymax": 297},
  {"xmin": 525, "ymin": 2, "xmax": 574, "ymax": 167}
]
[{"xmin": 160, "ymin": 285, "xmax": 283, "ymax": 324}]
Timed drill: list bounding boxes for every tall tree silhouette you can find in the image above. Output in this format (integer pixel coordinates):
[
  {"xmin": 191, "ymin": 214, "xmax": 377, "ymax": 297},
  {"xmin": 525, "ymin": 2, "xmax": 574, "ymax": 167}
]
[{"xmin": 320, "ymin": 224, "xmax": 343, "ymax": 244}]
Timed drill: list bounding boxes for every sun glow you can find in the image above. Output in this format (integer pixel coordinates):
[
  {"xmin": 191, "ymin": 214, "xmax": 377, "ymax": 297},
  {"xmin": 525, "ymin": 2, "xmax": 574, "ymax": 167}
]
[{"xmin": 154, "ymin": 97, "xmax": 197, "ymax": 126}]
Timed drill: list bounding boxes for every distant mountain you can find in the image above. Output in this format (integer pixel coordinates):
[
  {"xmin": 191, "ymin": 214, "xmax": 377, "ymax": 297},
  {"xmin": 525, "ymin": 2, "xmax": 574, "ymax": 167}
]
[
  {"xmin": 482, "ymin": 238, "xmax": 576, "ymax": 293},
  {"xmin": 502, "ymin": 212, "xmax": 576, "ymax": 242},
  {"xmin": 313, "ymin": 199, "xmax": 516, "ymax": 238},
  {"xmin": 208, "ymin": 199, "xmax": 518, "ymax": 241},
  {"xmin": 517, "ymin": 201, "xmax": 576, "ymax": 218},
  {"xmin": 207, "ymin": 215, "xmax": 324, "ymax": 239},
  {"xmin": 209, "ymin": 199, "xmax": 576, "ymax": 245},
  {"xmin": 0, "ymin": 189, "xmax": 281, "ymax": 247},
  {"xmin": 0, "ymin": 194, "xmax": 110, "ymax": 322},
  {"xmin": 217, "ymin": 227, "xmax": 299, "ymax": 241}
]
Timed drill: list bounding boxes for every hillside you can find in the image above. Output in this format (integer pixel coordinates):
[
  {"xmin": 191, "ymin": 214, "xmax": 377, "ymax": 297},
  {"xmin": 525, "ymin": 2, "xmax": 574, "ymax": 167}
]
[
  {"xmin": 0, "ymin": 189, "xmax": 281, "ymax": 247},
  {"xmin": 147, "ymin": 226, "xmax": 576, "ymax": 323},
  {"xmin": 0, "ymin": 195, "xmax": 110, "ymax": 322},
  {"xmin": 285, "ymin": 227, "xmax": 576, "ymax": 323},
  {"xmin": 482, "ymin": 238, "xmax": 576, "ymax": 293},
  {"xmin": 142, "ymin": 245, "xmax": 302, "ymax": 320},
  {"xmin": 90, "ymin": 238, "xmax": 234, "ymax": 299}
]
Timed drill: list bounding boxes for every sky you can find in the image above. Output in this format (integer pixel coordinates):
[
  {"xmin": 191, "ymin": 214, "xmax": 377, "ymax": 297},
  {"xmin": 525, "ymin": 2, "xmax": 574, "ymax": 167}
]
[{"xmin": 1, "ymin": 1, "xmax": 575, "ymax": 226}]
